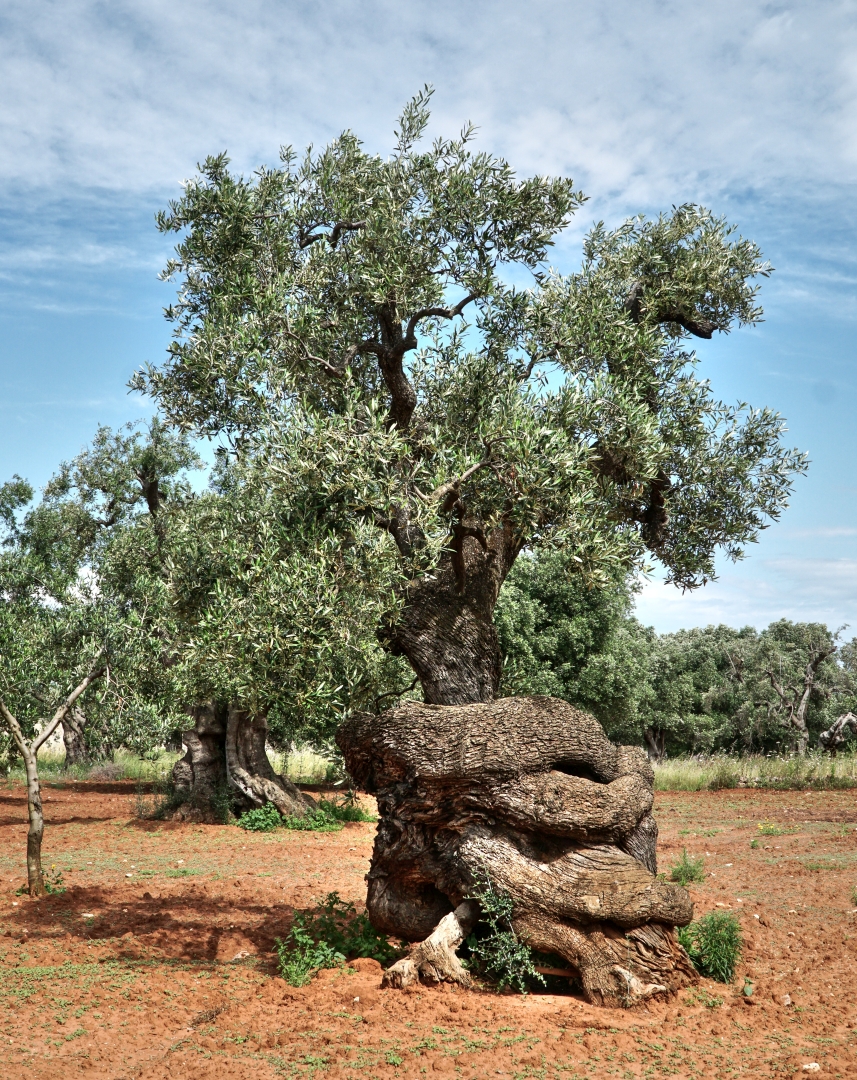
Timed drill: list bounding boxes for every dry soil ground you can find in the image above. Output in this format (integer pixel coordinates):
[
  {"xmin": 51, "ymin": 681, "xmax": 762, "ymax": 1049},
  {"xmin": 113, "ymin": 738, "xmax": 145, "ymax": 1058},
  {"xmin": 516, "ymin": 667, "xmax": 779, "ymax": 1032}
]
[{"xmin": 0, "ymin": 781, "xmax": 856, "ymax": 1079}]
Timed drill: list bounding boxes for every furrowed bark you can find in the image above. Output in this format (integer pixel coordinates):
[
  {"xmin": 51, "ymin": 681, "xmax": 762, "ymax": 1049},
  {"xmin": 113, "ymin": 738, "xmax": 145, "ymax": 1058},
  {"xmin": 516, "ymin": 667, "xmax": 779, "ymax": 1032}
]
[
  {"xmin": 337, "ymin": 696, "xmax": 697, "ymax": 1006},
  {"xmin": 62, "ymin": 707, "xmax": 90, "ymax": 768},
  {"xmin": 171, "ymin": 704, "xmax": 314, "ymax": 821},
  {"xmin": 384, "ymin": 521, "xmax": 521, "ymax": 705}
]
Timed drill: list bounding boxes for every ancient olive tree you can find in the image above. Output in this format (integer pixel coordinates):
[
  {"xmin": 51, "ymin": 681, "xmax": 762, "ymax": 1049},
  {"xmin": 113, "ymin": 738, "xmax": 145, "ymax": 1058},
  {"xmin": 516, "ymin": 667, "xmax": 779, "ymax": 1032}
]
[
  {"xmin": 130, "ymin": 92, "xmax": 808, "ymax": 997},
  {"xmin": 135, "ymin": 91, "xmax": 806, "ymax": 709},
  {"xmin": 337, "ymin": 695, "xmax": 697, "ymax": 1005}
]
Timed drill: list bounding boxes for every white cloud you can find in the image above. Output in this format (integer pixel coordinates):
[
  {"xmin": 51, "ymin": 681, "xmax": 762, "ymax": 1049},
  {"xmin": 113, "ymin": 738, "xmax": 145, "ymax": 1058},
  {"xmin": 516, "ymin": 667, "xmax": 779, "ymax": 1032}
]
[
  {"xmin": 635, "ymin": 555, "xmax": 857, "ymax": 633},
  {"xmin": 1, "ymin": 1, "xmax": 855, "ymax": 206}
]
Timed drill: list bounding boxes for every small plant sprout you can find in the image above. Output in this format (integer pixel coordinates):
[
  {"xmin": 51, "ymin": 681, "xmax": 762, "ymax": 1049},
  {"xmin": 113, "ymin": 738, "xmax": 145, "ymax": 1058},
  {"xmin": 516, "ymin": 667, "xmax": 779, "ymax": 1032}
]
[
  {"xmin": 670, "ymin": 849, "xmax": 706, "ymax": 887},
  {"xmin": 464, "ymin": 875, "xmax": 545, "ymax": 994}
]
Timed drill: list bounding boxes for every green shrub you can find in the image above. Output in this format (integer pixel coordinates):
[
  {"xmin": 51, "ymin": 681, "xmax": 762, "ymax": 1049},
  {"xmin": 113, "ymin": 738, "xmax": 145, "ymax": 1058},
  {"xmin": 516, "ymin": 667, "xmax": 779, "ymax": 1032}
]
[
  {"xmin": 464, "ymin": 876, "xmax": 545, "ymax": 994},
  {"xmin": 238, "ymin": 804, "xmax": 283, "ymax": 832},
  {"xmin": 678, "ymin": 911, "xmax": 743, "ymax": 982},
  {"xmin": 670, "ymin": 848, "xmax": 706, "ymax": 886},
  {"xmin": 282, "ymin": 807, "xmax": 343, "ymax": 831},
  {"xmin": 318, "ymin": 796, "xmax": 376, "ymax": 823},
  {"xmin": 275, "ymin": 892, "xmax": 401, "ymax": 986}
]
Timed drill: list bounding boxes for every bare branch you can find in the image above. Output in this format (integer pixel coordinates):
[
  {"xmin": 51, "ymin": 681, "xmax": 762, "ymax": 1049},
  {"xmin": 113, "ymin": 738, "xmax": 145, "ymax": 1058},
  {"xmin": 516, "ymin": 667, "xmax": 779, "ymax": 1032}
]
[{"xmin": 285, "ymin": 330, "xmax": 381, "ymax": 380}]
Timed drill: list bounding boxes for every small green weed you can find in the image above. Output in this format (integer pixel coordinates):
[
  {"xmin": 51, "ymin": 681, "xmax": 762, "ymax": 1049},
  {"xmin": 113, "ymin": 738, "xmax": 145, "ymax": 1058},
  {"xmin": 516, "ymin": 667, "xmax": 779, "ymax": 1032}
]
[
  {"xmin": 669, "ymin": 849, "xmax": 705, "ymax": 886},
  {"xmin": 237, "ymin": 804, "xmax": 282, "ymax": 832},
  {"xmin": 757, "ymin": 821, "xmax": 783, "ymax": 836},
  {"xmin": 678, "ymin": 911, "xmax": 742, "ymax": 983},
  {"xmin": 275, "ymin": 892, "xmax": 401, "ymax": 986},
  {"xmin": 750, "ymin": 839, "xmax": 760, "ymax": 849},
  {"xmin": 464, "ymin": 875, "xmax": 545, "ymax": 994},
  {"xmin": 17, "ymin": 865, "xmax": 66, "ymax": 896},
  {"xmin": 851, "ymin": 885, "xmax": 857, "ymax": 906}
]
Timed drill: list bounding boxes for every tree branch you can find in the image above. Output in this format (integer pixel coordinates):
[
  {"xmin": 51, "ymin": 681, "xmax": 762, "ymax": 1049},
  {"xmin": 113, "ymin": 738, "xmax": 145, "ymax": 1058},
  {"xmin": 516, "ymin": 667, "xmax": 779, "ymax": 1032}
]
[
  {"xmin": 401, "ymin": 293, "xmax": 478, "ymax": 352},
  {"xmin": 285, "ymin": 331, "xmax": 381, "ymax": 380},
  {"xmin": 298, "ymin": 220, "xmax": 366, "ymax": 250},
  {"xmin": 31, "ymin": 648, "xmax": 107, "ymax": 754}
]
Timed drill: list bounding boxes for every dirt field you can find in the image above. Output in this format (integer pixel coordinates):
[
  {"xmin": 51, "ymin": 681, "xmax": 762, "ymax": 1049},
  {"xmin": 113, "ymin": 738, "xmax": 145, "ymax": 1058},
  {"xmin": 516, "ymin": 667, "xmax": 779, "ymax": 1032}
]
[{"xmin": 1, "ymin": 781, "xmax": 856, "ymax": 1079}]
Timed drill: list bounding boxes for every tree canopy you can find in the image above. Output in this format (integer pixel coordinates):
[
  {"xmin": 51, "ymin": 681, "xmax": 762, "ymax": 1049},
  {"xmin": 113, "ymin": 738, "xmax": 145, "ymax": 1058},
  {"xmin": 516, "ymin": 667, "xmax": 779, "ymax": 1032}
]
[{"xmin": 131, "ymin": 91, "xmax": 807, "ymax": 709}]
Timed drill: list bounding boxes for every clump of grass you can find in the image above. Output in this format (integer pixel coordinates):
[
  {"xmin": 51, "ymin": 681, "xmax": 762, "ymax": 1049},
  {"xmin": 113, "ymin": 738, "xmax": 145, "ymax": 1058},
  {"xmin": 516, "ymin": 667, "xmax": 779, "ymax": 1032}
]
[
  {"xmin": 757, "ymin": 821, "xmax": 783, "ymax": 836},
  {"xmin": 275, "ymin": 892, "xmax": 400, "ymax": 986},
  {"xmin": 464, "ymin": 875, "xmax": 545, "ymax": 994},
  {"xmin": 678, "ymin": 911, "xmax": 742, "ymax": 982},
  {"xmin": 282, "ymin": 807, "xmax": 343, "ymax": 832},
  {"xmin": 654, "ymin": 751, "xmax": 857, "ymax": 792},
  {"xmin": 850, "ymin": 885, "xmax": 857, "ymax": 906},
  {"xmin": 670, "ymin": 848, "xmax": 706, "ymax": 886}
]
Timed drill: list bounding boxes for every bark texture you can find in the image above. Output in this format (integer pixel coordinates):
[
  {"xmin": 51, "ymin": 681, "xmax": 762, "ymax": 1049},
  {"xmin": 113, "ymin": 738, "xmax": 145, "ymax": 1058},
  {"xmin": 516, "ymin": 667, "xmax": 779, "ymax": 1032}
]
[
  {"xmin": 172, "ymin": 705, "xmax": 313, "ymax": 821},
  {"xmin": 383, "ymin": 522, "xmax": 521, "ymax": 705},
  {"xmin": 62, "ymin": 707, "xmax": 91, "ymax": 768},
  {"xmin": 337, "ymin": 696, "xmax": 697, "ymax": 1006}
]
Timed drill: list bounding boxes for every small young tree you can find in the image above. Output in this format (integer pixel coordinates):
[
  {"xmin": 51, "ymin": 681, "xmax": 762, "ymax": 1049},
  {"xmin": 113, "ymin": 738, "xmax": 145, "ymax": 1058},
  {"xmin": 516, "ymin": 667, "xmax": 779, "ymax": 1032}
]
[
  {"xmin": 0, "ymin": 476, "xmax": 107, "ymax": 893},
  {"xmin": 134, "ymin": 91, "xmax": 807, "ymax": 709}
]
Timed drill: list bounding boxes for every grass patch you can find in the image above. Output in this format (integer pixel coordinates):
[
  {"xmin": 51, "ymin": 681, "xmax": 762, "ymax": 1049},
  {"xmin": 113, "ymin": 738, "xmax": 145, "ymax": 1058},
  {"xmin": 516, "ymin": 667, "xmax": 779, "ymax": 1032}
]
[
  {"xmin": 678, "ymin": 911, "xmax": 742, "ymax": 983},
  {"xmin": 669, "ymin": 849, "xmax": 706, "ymax": 886},
  {"xmin": 654, "ymin": 751, "xmax": 857, "ymax": 792}
]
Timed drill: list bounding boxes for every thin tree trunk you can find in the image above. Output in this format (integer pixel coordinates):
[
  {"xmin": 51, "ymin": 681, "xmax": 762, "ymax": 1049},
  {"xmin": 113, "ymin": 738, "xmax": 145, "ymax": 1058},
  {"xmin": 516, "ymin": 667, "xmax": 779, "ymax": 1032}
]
[
  {"xmin": 22, "ymin": 746, "xmax": 45, "ymax": 896},
  {"xmin": 0, "ymin": 651, "xmax": 105, "ymax": 897},
  {"xmin": 385, "ymin": 521, "xmax": 521, "ymax": 705}
]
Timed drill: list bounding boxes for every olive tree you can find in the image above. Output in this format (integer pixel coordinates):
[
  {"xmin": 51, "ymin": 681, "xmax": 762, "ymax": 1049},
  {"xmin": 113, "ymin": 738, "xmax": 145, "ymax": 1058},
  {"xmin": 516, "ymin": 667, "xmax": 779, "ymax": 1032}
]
[{"xmin": 134, "ymin": 91, "xmax": 806, "ymax": 710}]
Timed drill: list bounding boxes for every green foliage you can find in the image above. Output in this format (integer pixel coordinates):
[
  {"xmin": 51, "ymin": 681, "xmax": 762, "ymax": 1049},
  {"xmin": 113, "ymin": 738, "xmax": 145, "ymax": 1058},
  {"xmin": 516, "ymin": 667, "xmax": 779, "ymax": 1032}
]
[
  {"xmin": 465, "ymin": 876, "xmax": 545, "ymax": 994},
  {"xmin": 282, "ymin": 807, "xmax": 343, "ymax": 832},
  {"xmin": 275, "ymin": 892, "xmax": 400, "ymax": 985},
  {"xmin": 678, "ymin": 911, "xmax": 743, "ymax": 982},
  {"xmin": 499, "ymin": 551, "xmax": 856, "ymax": 757},
  {"xmin": 275, "ymin": 922, "xmax": 344, "ymax": 987},
  {"xmin": 237, "ymin": 804, "xmax": 282, "ymax": 832},
  {"xmin": 669, "ymin": 848, "xmax": 705, "ymax": 886},
  {"xmin": 317, "ymin": 796, "xmax": 376, "ymax": 823},
  {"xmin": 130, "ymin": 94, "xmax": 805, "ymax": 722},
  {"xmin": 757, "ymin": 821, "xmax": 783, "ymax": 836}
]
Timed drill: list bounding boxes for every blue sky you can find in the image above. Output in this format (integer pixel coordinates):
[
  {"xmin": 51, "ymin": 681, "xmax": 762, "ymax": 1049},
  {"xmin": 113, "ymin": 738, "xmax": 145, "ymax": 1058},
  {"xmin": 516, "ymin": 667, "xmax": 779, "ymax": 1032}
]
[{"xmin": 1, "ymin": 0, "xmax": 855, "ymax": 633}]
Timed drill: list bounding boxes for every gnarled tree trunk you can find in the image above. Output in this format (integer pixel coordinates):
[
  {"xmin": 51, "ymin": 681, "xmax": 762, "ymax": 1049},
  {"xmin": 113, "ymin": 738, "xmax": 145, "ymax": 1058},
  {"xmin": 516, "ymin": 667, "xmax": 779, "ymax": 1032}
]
[
  {"xmin": 62, "ymin": 707, "xmax": 90, "ymax": 768},
  {"xmin": 337, "ymin": 696, "xmax": 697, "ymax": 1006},
  {"xmin": 172, "ymin": 704, "xmax": 313, "ymax": 821},
  {"xmin": 384, "ymin": 521, "xmax": 521, "ymax": 705}
]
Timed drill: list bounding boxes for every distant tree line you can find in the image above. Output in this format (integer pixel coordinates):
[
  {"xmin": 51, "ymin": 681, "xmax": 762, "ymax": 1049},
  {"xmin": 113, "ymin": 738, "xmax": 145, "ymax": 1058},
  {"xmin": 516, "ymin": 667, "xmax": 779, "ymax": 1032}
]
[{"xmin": 496, "ymin": 550, "xmax": 855, "ymax": 758}]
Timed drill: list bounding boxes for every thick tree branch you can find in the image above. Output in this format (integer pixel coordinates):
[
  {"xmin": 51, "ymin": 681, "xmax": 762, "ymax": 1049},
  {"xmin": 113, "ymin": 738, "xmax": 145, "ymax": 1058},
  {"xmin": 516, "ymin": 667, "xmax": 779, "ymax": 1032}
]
[
  {"xmin": 298, "ymin": 220, "xmax": 366, "ymax": 249},
  {"xmin": 624, "ymin": 281, "xmax": 718, "ymax": 339},
  {"xmin": 401, "ymin": 293, "xmax": 478, "ymax": 349}
]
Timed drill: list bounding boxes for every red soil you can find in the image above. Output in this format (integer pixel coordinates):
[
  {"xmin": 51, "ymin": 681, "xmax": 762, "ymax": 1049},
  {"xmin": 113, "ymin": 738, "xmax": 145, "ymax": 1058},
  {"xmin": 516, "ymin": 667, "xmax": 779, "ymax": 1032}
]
[{"xmin": 0, "ymin": 781, "xmax": 856, "ymax": 1078}]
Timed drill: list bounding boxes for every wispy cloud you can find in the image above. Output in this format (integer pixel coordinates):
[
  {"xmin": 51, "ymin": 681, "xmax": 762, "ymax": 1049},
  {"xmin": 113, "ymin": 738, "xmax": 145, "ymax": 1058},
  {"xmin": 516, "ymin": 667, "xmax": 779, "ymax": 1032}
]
[{"xmin": 635, "ymin": 555, "xmax": 857, "ymax": 633}]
